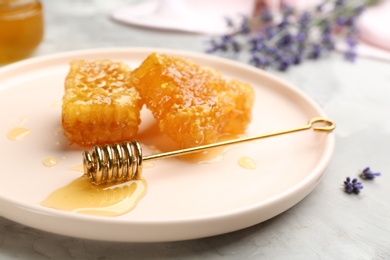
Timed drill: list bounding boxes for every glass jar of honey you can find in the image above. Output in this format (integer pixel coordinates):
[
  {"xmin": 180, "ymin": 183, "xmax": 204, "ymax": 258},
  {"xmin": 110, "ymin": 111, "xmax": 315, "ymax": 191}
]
[{"xmin": 0, "ymin": 0, "xmax": 43, "ymax": 64}]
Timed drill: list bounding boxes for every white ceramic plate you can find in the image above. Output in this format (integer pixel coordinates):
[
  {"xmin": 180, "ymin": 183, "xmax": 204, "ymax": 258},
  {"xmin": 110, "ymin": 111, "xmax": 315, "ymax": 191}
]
[{"xmin": 0, "ymin": 48, "xmax": 334, "ymax": 242}]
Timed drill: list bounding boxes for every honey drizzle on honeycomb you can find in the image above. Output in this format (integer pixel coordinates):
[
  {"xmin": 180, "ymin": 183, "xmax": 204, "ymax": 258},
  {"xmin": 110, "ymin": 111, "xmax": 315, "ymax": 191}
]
[{"xmin": 133, "ymin": 53, "xmax": 255, "ymax": 148}]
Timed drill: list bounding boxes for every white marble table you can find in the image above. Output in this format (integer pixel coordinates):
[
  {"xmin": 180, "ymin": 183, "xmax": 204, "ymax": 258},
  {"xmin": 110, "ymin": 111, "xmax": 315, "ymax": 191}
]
[{"xmin": 0, "ymin": 0, "xmax": 389, "ymax": 258}]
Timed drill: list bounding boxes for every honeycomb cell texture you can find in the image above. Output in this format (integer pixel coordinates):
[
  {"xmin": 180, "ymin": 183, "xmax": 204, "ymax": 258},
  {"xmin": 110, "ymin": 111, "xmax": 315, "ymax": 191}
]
[
  {"xmin": 132, "ymin": 53, "xmax": 255, "ymax": 148},
  {"xmin": 62, "ymin": 60, "xmax": 142, "ymax": 147}
]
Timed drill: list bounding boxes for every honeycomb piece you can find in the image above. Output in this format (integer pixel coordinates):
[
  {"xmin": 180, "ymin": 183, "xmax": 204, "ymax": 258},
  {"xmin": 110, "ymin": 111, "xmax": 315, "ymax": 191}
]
[
  {"xmin": 132, "ymin": 53, "xmax": 255, "ymax": 148},
  {"xmin": 62, "ymin": 60, "xmax": 142, "ymax": 147}
]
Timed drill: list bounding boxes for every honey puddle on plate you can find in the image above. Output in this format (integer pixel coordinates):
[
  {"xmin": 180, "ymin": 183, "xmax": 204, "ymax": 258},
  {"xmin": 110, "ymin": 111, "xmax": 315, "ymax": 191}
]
[
  {"xmin": 41, "ymin": 176, "xmax": 147, "ymax": 216},
  {"xmin": 7, "ymin": 127, "xmax": 31, "ymax": 141}
]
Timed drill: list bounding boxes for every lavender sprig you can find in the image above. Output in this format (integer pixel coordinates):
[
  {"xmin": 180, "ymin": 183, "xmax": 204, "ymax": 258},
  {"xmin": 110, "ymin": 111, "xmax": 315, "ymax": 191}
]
[
  {"xmin": 205, "ymin": 0, "xmax": 381, "ymax": 71},
  {"xmin": 344, "ymin": 177, "xmax": 364, "ymax": 194},
  {"xmin": 360, "ymin": 167, "xmax": 381, "ymax": 180}
]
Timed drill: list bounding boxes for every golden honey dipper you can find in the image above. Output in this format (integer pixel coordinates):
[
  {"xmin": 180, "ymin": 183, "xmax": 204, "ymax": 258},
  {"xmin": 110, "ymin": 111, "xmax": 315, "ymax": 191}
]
[{"xmin": 83, "ymin": 117, "xmax": 335, "ymax": 185}]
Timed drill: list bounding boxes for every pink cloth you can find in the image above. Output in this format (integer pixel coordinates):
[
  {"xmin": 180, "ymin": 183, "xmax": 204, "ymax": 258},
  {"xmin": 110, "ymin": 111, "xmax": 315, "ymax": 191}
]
[
  {"xmin": 112, "ymin": 0, "xmax": 255, "ymax": 35},
  {"xmin": 113, "ymin": 0, "xmax": 390, "ymax": 60},
  {"xmin": 357, "ymin": 1, "xmax": 390, "ymax": 52}
]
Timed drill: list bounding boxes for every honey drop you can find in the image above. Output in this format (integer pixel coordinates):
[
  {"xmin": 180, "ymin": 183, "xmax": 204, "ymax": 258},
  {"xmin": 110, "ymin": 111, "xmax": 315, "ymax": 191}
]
[
  {"xmin": 7, "ymin": 127, "xmax": 31, "ymax": 141},
  {"xmin": 238, "ymin": 156, "xmax": 256, "ymax": 170},
  {"xmin": 43, "ymin": 156, "xmax": 59, "ymax": 167}
]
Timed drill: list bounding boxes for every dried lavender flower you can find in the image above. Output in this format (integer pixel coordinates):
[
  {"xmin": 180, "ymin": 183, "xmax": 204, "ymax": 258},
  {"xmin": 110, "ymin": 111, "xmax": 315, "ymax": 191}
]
[
  {"xmin": 205, "ymin": 0, "xmax": 381, "ymax": 71},
  {"xmin": 360, "ymin": 167, "xmax": 381, "ymax": 180},
  {"xmin": 344, "ymin": 177, "xmax": 364, "ymax": 194}
]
